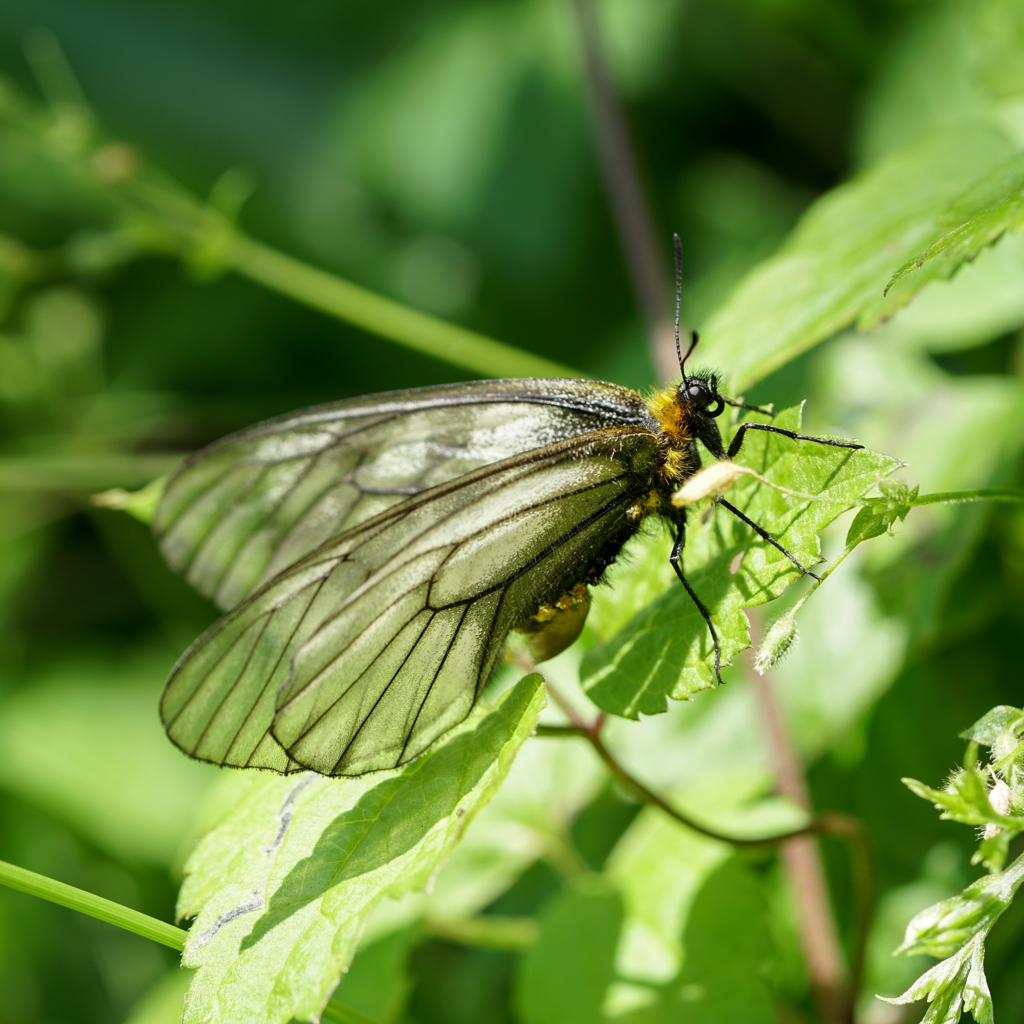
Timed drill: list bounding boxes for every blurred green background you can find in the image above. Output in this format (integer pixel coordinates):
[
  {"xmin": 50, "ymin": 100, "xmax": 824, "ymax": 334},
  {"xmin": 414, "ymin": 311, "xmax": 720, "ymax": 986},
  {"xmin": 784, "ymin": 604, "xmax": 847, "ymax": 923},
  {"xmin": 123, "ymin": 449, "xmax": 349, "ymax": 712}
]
[{"xmin": 0, "ymin": 0, "xmax": 1022, "ymax": 1022}]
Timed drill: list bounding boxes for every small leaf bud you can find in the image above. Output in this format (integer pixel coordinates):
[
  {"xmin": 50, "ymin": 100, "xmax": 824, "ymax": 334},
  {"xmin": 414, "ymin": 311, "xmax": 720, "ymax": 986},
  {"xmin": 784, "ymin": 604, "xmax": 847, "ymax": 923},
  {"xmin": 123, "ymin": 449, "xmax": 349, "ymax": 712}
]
[
  {"xmin": 897, "ymin": 888, "xmax": 1003, "ymax": 959},
  {"xmin": 754, "ymin": 613, "xmax": 798, "ymax": 675}
]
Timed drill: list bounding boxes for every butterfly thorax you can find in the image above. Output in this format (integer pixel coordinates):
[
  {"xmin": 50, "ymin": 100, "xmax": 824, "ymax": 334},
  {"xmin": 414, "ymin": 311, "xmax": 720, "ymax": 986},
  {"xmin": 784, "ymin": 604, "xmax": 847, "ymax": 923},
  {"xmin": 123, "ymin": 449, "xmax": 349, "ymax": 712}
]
[{"xmin": 513, "ymin": 381, "xmax": 725, "ymax": 662}]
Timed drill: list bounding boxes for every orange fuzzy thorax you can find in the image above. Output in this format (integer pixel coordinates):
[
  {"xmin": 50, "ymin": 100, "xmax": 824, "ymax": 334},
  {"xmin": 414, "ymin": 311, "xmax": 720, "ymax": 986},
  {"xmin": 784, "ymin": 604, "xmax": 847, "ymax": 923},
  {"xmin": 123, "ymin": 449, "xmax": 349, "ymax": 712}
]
[
  {"xmin": 647, "ymin": 385, "xmax": 690, "ymax": 445},
  {"xmin": 646, "ymin": 385, "xmax": 692, "ymax": 483}
]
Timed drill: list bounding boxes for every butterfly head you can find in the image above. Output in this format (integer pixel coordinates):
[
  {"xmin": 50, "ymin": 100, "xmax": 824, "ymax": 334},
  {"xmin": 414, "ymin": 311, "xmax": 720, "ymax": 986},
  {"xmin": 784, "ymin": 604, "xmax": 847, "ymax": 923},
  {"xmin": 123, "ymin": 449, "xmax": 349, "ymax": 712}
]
[
  {"xmin": 677, "ymin": 371, "xmax": 725, "ymax": 419},
  {"xmin": 674, "ymin": 328, "xmax": 725, "ymax": 419}
]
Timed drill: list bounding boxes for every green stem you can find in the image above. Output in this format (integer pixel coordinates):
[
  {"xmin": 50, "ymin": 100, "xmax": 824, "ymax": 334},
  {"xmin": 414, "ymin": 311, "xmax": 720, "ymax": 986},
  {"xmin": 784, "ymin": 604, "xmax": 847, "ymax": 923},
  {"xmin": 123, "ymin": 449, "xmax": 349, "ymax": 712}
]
[
  {"xmin": 321, "ymin": 1003, "xmax": 382, "ymax": 1024},
  {"xmin": 425, "ymin": 914, "xmax": 539, "ymax": 950},
  {"xmin": 766, "ymin": 485, "xmax": 1024, "ymax": 648},
  {"xmin": 783, "ymin": 485, "xmax": 1024, "ymax": 617},
  {"xmin": 0, "ymin": 454, "xmax": 183, "ymax": 493},
  {"xmin": 0, "ymin": 858, "xmax": 384, "ymax": 1024},
  {"xmin": 0, "ymin": 72, "xmax": 583, "ymax": 382},
  {"xmin": 787, "ymin": 542, "xmax": 856, "ymax": 620},
  {"xmin": 228, "ymin": 236, "xmax": 580, "ymax": 380},
  {"xmin": 0, "ymin": 858, "xmax": 185, "ymax": 950},
  {"xmin": 912, "ymin": 488, "xmax": 1024, "ymax": 506},
  {"xmin": 537, "ymin": 722, "xmax": 849, "ymax": 847}
]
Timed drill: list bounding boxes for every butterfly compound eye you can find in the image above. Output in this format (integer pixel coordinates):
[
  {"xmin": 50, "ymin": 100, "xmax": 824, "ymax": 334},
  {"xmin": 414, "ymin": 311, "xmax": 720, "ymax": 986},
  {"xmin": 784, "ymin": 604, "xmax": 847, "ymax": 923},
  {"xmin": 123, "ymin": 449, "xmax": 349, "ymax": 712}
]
[{"xmin": 684, "ymin": 382, "xmax": 708, "ymax": 405}]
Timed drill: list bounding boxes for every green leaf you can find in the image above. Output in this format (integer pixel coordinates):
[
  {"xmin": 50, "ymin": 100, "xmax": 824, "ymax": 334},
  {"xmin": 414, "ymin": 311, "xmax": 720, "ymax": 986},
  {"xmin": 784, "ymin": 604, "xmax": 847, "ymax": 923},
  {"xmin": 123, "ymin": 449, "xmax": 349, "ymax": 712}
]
[
  {"xmin": 699, "ymin": 124, "xmax": 1015, "ymax": 391},
  {"xmin": 844, "ymin": 480, "xmax": 918, "ymax": 547},
  {"xmin": 328, "ymin": 925, "xmax": 420, "ymax": 1024},
  {"xmin": 903, "ymin": 765, "xmax": 1024, "ymax": 872},
  {"xmin": 177, "ymin": 675, "xmax": 544, "ymax": 1024},
  {"xmin": 0, "ymin": 657, "xmax": 215, "ymax": 866},
  {"xmin": 885, "ymin": 843, "xmax": 1024, "ymax": 1022},
  {"xmin": 580, "ymin": 406, "xmax": 899, "ymax": 718},
  {"xmin": 960, "ymin": 705, "xmax": 1024, "ymax": 748},
  {"xmin": 357, "ymin": 730, "xmax": 604, "ymax": 942},
  {"xmin": 902, "ymin": 768, "xmax": 1019, "ymax": 830},
  {"xmin": 667, "ymin": 858, "xmax": 774, "ymax": 1024},
  {"xmin": 883, "ymin": 932, "xmax": 993, "ymax": 1024},
  {"xmin": 885, "ymin": 152, "xmax": 1024, "ymax": 298},
  {"xmin": 609, "ymin": 859, "xmax": 775, "ymax": 1024},
  {"xmin": 606, "ymin": 807, "xmax": 731, "ymax": 983},
  {"xmin": 515, "ymin": 886, "xmax": 623, "ymax": 1024}
]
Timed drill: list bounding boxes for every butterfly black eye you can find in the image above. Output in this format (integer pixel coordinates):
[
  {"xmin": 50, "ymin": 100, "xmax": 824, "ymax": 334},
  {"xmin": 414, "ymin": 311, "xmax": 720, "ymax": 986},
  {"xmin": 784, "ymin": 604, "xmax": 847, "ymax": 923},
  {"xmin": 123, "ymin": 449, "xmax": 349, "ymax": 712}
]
[{"xmin": 685, "ymin": 383, "xmax": 708, "ymax": 405}]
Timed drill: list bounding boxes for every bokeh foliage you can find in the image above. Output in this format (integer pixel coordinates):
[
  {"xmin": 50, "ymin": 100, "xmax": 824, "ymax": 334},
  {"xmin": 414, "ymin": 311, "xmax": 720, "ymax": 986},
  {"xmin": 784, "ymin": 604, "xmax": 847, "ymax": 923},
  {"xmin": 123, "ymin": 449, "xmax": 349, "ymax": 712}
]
[{"xmin": 1, "ymin": 1, "xmax": 1024, "ymax": 1023}]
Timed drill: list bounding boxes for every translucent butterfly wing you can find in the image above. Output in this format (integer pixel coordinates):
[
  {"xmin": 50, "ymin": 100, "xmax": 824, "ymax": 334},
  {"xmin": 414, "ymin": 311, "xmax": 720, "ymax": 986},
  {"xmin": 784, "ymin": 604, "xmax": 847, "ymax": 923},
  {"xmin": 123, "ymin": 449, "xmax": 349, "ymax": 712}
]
[
  {"xmin": 154, "ymin": 379, "xmax": 653, "ymax": 610},
  {"xmin": 160, "ymin": 426, "xmax": 658, "ymax": 776}
]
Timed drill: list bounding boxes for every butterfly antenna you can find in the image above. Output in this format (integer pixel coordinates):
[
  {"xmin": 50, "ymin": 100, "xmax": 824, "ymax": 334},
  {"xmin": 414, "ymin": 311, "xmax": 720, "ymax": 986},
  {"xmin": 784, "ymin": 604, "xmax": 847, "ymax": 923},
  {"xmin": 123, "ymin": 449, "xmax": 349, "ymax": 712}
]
[
  {"xmin": 672, "ymin": 235, "xmax": 699, "ymax": 378},
  {"xmin": 680, "ymin": 330, "xmax": 698, "ymax": 377},
  {"xmin": 673, "ymin": 233, "xmax": 683, "ymax": 373}
]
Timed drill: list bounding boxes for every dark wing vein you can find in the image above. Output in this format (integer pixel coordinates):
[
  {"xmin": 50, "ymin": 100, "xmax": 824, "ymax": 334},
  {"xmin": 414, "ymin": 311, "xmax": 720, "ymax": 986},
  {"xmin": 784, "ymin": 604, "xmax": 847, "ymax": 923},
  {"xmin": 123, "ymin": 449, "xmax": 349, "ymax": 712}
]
[
  {"xmin": 161, "ymin": 426, "xmax": 658, "ymax": 777},
  {"xmin": 300, "ymin": 466, "xmax": 637, "ymax": 693},
  {"xmin": 396, "ymin": 603, "xmax": 472, "ymax": 767},
  {"xmin": 154, "ymin": 379, "xmax": 653, "ymax": 610}
]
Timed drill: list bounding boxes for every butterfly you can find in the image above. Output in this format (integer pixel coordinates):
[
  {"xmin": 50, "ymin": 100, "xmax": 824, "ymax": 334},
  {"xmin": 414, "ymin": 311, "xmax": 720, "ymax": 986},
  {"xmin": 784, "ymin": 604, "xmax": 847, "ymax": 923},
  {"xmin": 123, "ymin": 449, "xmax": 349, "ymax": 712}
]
[{"xmin": 153, "ymin": 320, "xmax": 863, "ymax": 777}]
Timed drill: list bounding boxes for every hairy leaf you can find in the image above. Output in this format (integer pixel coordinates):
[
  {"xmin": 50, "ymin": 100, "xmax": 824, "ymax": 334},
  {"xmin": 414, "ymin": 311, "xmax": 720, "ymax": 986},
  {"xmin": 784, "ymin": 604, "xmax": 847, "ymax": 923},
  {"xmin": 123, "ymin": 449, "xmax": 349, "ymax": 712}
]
[
  {"xmin": 902, "ymin": 768, "xmax": 1020, "ymax": 832},
  {"xmin": 883, "ymin": 932, "xmax": 993, "ymax": 1024},
  {"xmin": 177, "ymin": 675, "xmax": 543, "ymax": 1024},
  {"xmin": 961, "ymin": 705, "xmax": 1024, "ymax": 749},
  {"xmin": 699, "ymin": 125, "xmax": 1014, "ymax": 391},
  {"xmin": 886, "ymin": 152, "xmax": 1024, "ymax": 298}
]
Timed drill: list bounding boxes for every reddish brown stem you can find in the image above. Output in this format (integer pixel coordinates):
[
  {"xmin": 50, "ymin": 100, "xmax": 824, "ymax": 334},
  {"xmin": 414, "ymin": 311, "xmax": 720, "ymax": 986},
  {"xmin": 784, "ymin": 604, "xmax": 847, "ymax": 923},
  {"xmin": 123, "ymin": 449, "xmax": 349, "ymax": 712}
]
[
  {"xmin": 534, "ymin": 665, "xmax": 873, "ymax": 1024},
  {"xmin": 570, "ymin": 0, "xmax": 678, "ymax": 382},
  {"xmin": 750, "ymin": 668, "xmax": 850, "ymax": 1024},
  {"xmin": 536, "ymin": 679, "xmax": 863, "ymax": 851}
]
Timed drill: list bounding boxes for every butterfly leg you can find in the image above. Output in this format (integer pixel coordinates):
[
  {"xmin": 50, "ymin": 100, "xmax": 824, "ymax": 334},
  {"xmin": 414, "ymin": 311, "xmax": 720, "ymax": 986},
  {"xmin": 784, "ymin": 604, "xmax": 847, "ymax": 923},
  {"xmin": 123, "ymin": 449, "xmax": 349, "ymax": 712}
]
[
  {"xmin": 669, "ymin": 525, "xmax": 723, "ymax": 685},
  {"xmin": 725, "ymin": 422, "xmax": 863, "ymax": 460},
  {"xmin": 717, "ymin": 498, "xmax": 820, "ymax": 579},
  {"xmin": 722, "ymin": 396, "xmax": 775, "ymax": 417}
]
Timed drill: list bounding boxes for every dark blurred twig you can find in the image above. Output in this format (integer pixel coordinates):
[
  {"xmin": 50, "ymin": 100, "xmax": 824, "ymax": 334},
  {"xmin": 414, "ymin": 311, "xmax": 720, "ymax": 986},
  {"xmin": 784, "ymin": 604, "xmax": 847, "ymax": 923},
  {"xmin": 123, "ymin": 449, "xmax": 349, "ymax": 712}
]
[
  {"xmin": 570, "ymin": 0, "xmax": 679, "ymax": 382},
  {"xmin": 2, "ymin": 53, "xmax": 581, "ymax": 382},
  {"xmin": 750, "ymin": 663, "xmax": 855, "ymax": 1024}
]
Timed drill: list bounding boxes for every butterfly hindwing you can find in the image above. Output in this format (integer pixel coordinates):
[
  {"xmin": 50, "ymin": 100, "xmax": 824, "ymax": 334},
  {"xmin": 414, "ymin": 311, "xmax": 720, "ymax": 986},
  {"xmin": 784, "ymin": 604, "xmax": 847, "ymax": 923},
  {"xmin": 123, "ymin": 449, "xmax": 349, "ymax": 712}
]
[
  {"xmin": 160, "ymin": 426, "xmax": 658, "ymax": 776},
  {"xmin": 153, "ymin": 379, "xmax": 654, "ymax": 611}
]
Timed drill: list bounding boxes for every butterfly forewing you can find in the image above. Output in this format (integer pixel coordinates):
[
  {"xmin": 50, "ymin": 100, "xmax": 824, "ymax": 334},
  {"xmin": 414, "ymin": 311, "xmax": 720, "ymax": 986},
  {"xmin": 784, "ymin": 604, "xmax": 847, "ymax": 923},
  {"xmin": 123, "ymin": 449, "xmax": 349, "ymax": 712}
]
[
  {"xmin": 161, "ymin": 426, "xmax": 658, "ymax": 776},
  {"xmin": 154, "ymin": 380, "xmax": 653, "ymax": 611}
]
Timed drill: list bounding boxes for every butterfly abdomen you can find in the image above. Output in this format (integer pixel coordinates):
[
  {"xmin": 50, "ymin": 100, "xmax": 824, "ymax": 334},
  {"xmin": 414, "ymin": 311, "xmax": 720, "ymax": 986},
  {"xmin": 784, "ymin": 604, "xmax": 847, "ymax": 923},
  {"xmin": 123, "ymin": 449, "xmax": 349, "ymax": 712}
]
[
  {"xmin": 514, "ymin": 582, "xmax": 591, "ymax": 663},
  {"xmin": 512, "ymin": 516, "xmax": 638, "ymax": 662}
]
